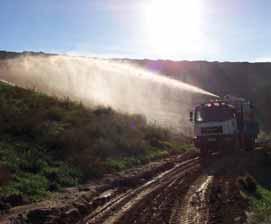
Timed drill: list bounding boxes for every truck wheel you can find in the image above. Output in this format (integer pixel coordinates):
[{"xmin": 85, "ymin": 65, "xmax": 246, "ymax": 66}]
[
  {"xmin": 246, "ymin": 139, "xmax": 255, "ymax": 151},
  {"xmin": 233, "ymin": 137, "xmax": 240, "ymax": 151},
  {"xmin": 200, "ymin": 147, "xmax": 209, "ymax": 167},
  {"xmin": 200, "ymin": 147, "xmax": 209, "ymax": 159}
]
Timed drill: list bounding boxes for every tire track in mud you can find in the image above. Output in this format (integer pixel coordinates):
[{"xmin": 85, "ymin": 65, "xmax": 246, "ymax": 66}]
[
  {"xmin": 82, "ymin": 157, "xmax": 200, "ymax": 224},
  {"xmin": 5, "ymin": 152, "xmax": 249, "ymax": 224},
  {"xmin": 177, "ymin": 175, "xmax": 213, "ymax": 224},
  {"xmin": 83, "ymin": 153, "xmax": 248, "ymax": 224},
  {"xmin": 115, "ymin": 168, "xmax": 200, "ymax": 224},
  {"xmin": 208, "ymin": 176, "xmax": 248, "ymax": 224}
]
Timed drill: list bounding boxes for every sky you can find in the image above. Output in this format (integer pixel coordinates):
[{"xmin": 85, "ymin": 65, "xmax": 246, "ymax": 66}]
[{"xmin": 0, "ymin": 0, "xmax": 271, "ymax": 61}]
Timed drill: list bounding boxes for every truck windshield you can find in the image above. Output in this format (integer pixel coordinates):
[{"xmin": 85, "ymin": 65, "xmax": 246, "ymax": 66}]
[{"xmin": 195, "ymin": 106, "xmax": 235, "ymax": 123}]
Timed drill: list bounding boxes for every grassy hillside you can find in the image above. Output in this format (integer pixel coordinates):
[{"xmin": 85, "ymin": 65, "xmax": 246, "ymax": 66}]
[{"xmin": 0, "ymin": 81, "xmax": 188, "ymax": 202}]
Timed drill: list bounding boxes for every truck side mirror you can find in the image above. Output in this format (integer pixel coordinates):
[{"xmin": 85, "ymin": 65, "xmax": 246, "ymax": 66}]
[{"xmin": 189, "ymin": 111, "xmax": 193, "ymax": 122}]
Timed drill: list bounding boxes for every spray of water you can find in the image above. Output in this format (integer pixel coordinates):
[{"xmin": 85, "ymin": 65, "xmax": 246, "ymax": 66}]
[{"xmin": 0, "ymin": 54, "xmax": 218, "ymax": 133}]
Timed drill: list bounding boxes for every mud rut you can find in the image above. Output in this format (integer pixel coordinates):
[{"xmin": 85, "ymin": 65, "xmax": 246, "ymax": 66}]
[
  {"xmin": 3, "ymin": 153, "xmax": 247, "ymax": 224},
  {"xmin": 80, "ymin": 156, "xmax": 225, "ymax": 224},
  {"xmin": 81, "ymin": 157, "xmax": 200, "ymax": 224}
]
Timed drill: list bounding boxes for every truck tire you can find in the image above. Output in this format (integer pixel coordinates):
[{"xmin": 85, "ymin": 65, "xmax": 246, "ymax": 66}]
[
  {"xmin": 233, "ymin": 137, "xmax": 240, "ymax": 151},
  {"xmin": 245, "ymin": 138, "xmax": 255, "ymax": 151},
  {"xmin": 200, "ymin": 147, "xmax": 209, "ymax": 159},
  {"xmin": 200, "ymin": 147, "xmax": 209, "ymax": 167}
]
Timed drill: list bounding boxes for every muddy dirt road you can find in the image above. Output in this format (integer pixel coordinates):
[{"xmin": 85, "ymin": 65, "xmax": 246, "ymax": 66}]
[{"xmin": 1, "ymin": 151, "xmax": 251, "ymax": 224}]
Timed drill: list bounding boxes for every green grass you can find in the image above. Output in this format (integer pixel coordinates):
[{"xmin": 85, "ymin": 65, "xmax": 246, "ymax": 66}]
[
  {"xmin": 241, "ymin": 146, "xmax": 271, "ymax": 223},
  {"xmin": 0, "ymin": 137, "xmax": 82, "ymax": 201},
  {"xmin": 0, "ymin": 81, "xmax": 190, "ymax": 202},
  {"xmin": 251, "ymin": 186, "xmax": 271, "ymax": 222},
  {"xmin": 246, "ymin": 185, "xmax": 271, "ymax": 223}
]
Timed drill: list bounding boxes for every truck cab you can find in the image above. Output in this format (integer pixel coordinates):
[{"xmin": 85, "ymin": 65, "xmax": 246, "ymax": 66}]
[
  {"xmin": 190, "ymin": 96, "xmax": 259, "ymax": 157},
  {"xmin": 191, "ymin": 101, "xmax": 239, "ymax": 156}
]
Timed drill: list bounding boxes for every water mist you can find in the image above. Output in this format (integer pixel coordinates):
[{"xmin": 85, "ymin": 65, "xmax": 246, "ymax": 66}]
[{"xmin": 0, "ymin": 54, "xmax": 218, "ymax": 134}]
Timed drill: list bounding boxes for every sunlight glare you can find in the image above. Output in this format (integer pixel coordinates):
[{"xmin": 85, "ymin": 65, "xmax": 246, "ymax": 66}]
[{"xmin": 145, "ymin": 0, "xmax": 203, "ymax": 57}]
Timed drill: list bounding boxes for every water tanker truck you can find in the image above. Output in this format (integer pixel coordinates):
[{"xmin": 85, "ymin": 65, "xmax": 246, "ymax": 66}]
[{"xmin": 190, "ymin": 95, "xmax": 259, "ymax": 157}]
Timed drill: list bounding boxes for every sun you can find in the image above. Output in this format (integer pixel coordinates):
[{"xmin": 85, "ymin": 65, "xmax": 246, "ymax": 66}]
[{"xmin": 144, "ymin": 0, "xmax": 203, "ymax": 57}]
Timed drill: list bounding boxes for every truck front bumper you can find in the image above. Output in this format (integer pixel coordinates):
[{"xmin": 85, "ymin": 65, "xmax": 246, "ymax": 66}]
[{"xmin": 194, "ymin": 135, "xmax": 236, "ymax": 149}]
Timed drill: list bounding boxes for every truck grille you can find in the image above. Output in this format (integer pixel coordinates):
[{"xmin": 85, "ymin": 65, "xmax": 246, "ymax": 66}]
[{"xmin": 201, "ymin": 126, "xmax": 223, "ymax": 134}]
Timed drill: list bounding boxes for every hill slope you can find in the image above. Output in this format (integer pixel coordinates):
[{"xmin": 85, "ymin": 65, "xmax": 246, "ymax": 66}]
[
  {"xmin": 0, "ymin": 81, "xmax": 187, "ymax": 203},
  {"xmin": 1, "ymin": 51, "xmax": 271, "ymax": 131}
]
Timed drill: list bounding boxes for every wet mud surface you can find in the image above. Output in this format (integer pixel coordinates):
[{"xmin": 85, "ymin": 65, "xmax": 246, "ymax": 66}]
[{"xmin": 1, "ymin": 149, "xmax": 262, "ymax": 224}]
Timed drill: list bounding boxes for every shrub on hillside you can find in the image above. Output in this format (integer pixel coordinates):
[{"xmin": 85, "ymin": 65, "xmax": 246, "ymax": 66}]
[{"xmin": 0, "ymin": 81, "xmax": 188, "ymax": 201}]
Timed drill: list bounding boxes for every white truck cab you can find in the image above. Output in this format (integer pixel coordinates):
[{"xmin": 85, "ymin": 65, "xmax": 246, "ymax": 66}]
[
  {"xmin": 190, "ymin": 96, "xmax": 259, "ymax": 157},
  {"xmin": 191, "ymin": 101, "xmax": 239, "ymax": 155}
]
